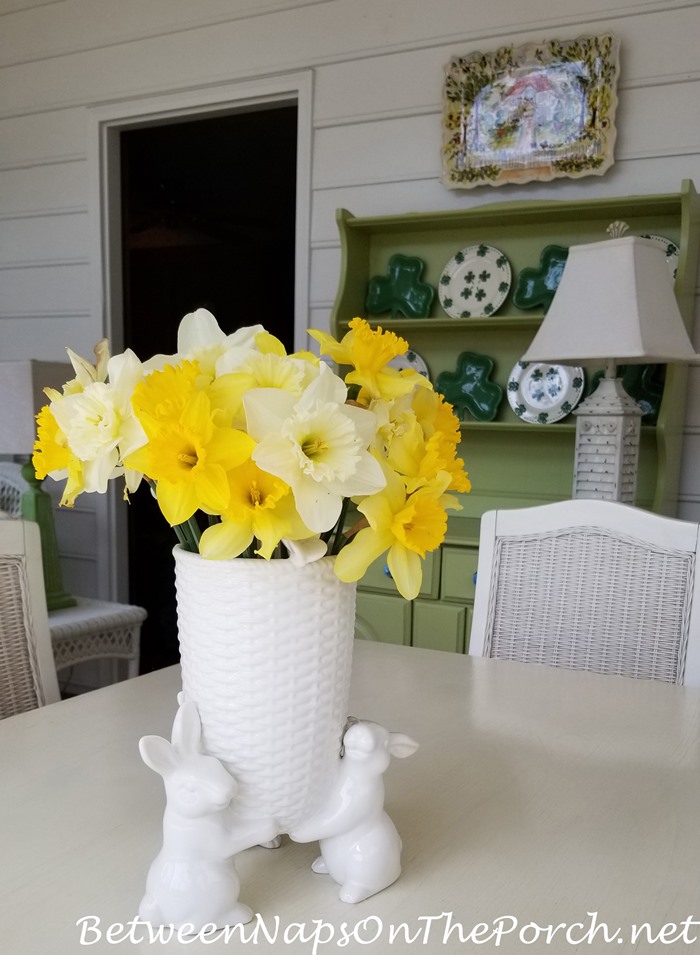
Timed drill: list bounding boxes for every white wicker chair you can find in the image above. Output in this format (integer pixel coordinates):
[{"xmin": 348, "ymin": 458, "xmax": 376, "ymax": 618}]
[
  {"xmin": 469, "ymin": 499, "xmax": 700, "ymax": 686},
  {"xmin": 0, "ymin": 520, "xmax": 61, "ymax": 717},
  {"xmin": 0, "ymin": 461, "xmax": 25, "ymax": 517},
  {"xmin": 0, "ymin": 461, "xmax": 146, "ymax": 683}
]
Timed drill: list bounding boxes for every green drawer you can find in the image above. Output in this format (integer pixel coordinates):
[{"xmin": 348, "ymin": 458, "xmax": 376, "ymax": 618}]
[
  {"xmin": 359, "ymin": 549, "xmax": 441, "ymax": 598},
  {"xmin": 441, "ymin": 545, "xmax": 479, "ymax": 603},
  {"xmin": 413, "ymin": 600, "xmax": 468, "ymax": 653},
  {"xmin": 355, "ymin": 592, "xmax": 412, "ymax": 645}
]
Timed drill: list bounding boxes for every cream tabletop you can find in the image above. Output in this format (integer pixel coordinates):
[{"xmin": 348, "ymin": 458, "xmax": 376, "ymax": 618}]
[{"xmin": 3, "ymin": 640, "xmax": 700, "ymax": 954}]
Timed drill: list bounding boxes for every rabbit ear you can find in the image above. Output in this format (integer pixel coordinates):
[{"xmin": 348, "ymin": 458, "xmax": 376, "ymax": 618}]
[
  {"xmin": 170, "ymin": 700, "xmax": 202, "ymax": 755},
  {"xmin": 139, "ymin": 734, "xmax": 179, "ymax": 777},
  {"xmin": 388, "ymin": 733, "xmax": 419, "ymax": 759}
]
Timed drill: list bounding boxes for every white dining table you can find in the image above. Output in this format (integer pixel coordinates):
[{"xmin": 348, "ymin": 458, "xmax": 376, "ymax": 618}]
[{"xmin": 3, "ymin": 639, "xmax": 700, "ymax": 954}]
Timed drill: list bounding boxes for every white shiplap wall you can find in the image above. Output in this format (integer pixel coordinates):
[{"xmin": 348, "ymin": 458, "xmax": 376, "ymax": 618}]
[{"xmin": 1, "ymin": 0, "xmax": 699, "ymax": 600}]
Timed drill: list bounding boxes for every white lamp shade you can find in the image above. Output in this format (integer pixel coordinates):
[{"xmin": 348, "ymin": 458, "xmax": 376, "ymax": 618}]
[
  {"xmin": 0, "ymin": 360, "xmax": 71, "ymax": 454},
  {"xmin": 521, "ymin": 236, "xmax": 697, "ymax": 365}
]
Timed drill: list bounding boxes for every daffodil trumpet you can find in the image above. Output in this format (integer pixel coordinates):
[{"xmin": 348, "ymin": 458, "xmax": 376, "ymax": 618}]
[{"xmin": 32, "ymin": 311, "xmax": 470, "ymax": 597}]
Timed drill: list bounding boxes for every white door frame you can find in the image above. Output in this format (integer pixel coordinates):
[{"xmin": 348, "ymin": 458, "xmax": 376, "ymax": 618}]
[{"xmin": 86, "ymin": 71, "xmax": 313, "ymax": 599}]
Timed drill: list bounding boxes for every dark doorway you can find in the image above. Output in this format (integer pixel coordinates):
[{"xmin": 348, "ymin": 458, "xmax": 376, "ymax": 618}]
[{"xmin": 120, "ymin": 104, "xmax": 298, "ymax": 672}]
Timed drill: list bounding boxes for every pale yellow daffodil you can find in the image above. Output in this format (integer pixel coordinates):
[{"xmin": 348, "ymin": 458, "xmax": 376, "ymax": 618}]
[
  {"xmin": 179, "ymin": 309, "xmax": 265, "ymax": 378},
  {"xmin": 208, "ymin": 333, "xmax": 320, "ymax": 428},
  {"xmin": 141, "ymin": 308, "xmax": 265, "ymax": 378},
  {"xmin": 47, "ymin": 348, "xmax": 147, "ymax": 496},
  {"xmin": 244, "ymin": 362, "xmax": 386, "ymax": 533},
  {"xmin": 334, "ymin": 464, "xmax": 461, "ymax": 600},
  {"xmin": 55, "ymin": 338, "xmax": 111, "ymax": 396}
]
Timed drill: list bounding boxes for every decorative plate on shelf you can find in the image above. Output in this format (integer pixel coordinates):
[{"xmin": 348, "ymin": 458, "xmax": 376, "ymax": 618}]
[
  {"xmin": 513, "ymin": 245, "xmax": 569, "ymax": 313},
  {"xmin": 507, "ymin": 361, "xmax": 585, "ymax": 424},
  {"xmin": 435, "ymin": 351, "xmax": 503, "ymax": 422},
  {"xmin": 387, "ymin": 348, "xmax": 431, "ymax": 380},
  {"xmin": 365, "ymin": 253, "xmax": 435, "ymax": 318},
  {"xmin": 640, "ymin": 234, "xmax": 679, "ymax": 280},
  {"xmin": 438, "ymin": 244, "xmax": 511, "ymax": 318}
]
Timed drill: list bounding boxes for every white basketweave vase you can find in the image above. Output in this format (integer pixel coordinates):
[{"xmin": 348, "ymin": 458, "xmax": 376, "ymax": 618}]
[{"xmin": 173, "ymin": 547, "xmax": 357, "ymax": 833}]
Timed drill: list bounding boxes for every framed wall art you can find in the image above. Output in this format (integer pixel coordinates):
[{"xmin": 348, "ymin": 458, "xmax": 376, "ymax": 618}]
[{"xmin": 442, "ymin": 34, "xmax": 620, "ymax": 189}]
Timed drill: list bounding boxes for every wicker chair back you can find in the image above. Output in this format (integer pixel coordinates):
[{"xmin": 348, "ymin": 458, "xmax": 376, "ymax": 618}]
[
  {"xmin": 0, "ymin": 520, "xmax": 60, "ymax": 717},
  {"xmin": 470, "ymin": 499, "xmax": 700, "ymax": 686}
]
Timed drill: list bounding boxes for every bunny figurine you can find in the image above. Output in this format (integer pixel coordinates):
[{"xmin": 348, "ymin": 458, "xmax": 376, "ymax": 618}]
[
  {"xmin": 289, "ymin": 720, "xmax": 418, "ymax": 903},
  {"xmin": 138, "ymin": 699, "xmax": 277, "ymax": 932}
]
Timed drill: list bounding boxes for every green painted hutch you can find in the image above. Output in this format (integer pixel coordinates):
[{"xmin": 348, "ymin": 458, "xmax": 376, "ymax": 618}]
[{"xmin": 331, "ymin": 181, "xmax": 700, "ymax": 653}]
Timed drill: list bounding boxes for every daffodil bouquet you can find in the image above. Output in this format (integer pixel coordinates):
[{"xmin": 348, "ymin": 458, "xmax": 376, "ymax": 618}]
[{"xmin": 32, "ymin": 310, "xmax": 470, "ymax": 599}]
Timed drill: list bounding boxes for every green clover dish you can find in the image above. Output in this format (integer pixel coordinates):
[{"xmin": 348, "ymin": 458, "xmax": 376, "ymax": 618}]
[
  {"xmin": 435, "ymin": 351, "xmax": 503, "ymax": 422},
  {"xmin": 366, "ymin": 254, "xmax": 435, "ymax": 319},
  {"xmin": 513, "ymin": 245, "xmax": 569, "ymax": 313}
]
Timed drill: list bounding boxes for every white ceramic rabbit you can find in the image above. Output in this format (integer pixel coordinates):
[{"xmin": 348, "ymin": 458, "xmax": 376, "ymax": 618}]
[
  {"xmin": 289, "ymin": 720, "xmax": 419, "ymax": 903},
  {"xmin": 138, "ymin": 699, "xmax": 277, "ymax": 932}
]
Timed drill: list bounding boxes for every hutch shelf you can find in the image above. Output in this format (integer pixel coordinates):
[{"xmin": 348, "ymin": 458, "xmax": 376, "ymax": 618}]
[{"xmin": 331, "ymin": 181, "xmax": 700, "ymax": 652}]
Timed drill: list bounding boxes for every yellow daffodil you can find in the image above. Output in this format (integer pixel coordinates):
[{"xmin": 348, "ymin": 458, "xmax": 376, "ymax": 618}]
[
  {"xmin": 386, "ymin": 416, "xmax": 471, "ymax": 494},
  {"xmin": 199, "ymin": 457, "xmax": 317, "ymax": 560},
  {"xmin": 125, "ymin": 386, "xmax": 254, "ymax": 526},
  {"xmin": 334, "ymin": 464, "xmax": 461, "ymax": 600},
  {"xmin": 33, "ymin": 307, "xmax": 472, "ymax": 594},
  {"xmin": 411, "ymin": 387, "xmax": 462, "ymax": 444},
  {"xmin": 311, "ymin": 316, "xmax": 406, "ymax": 367},
  {"xmin": 130, "ymin": 360, "xmax": 200, "ymax": 427},
  {"xmin": 310, "ymin": 317, "xmax": 429, "ymax": 402},
  {"xmin": 424, "ymin": 433, "xmax": 471, "ymax": 493},
  {"xmin": 32, "ymin": 405, "xmax": 84, "ymax": 506}
]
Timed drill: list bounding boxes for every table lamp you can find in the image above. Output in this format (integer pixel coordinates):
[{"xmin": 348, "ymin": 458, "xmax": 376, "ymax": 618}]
[
  {"xmin": 0, "ymin": 359, "xmax": 75, "ymax": 610},
  {"xmin": 521, "ymin": 232, "xmax": 697, "ymax": 503}
]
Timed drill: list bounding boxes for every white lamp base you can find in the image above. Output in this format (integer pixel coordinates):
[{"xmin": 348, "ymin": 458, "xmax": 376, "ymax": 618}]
[{"xmin": 572, "ymin": 376, "xmax": 644, "ymax": 503}]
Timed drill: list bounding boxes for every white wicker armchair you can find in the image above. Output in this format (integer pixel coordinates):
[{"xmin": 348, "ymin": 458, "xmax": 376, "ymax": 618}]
[
  {"xmin": 0, "ymin": 520, "xmax": 60, "ymax": 717},
  {"xmin": 469, "ymin": 499, "xmax": 700, "ymax": 686},
  {"xmin": 0, "ymin": 461, "xmax": 25, "ymax": 517},
  {"xmin": 0, "ymin": 461, "xmax": 147, "ymax": 684}
]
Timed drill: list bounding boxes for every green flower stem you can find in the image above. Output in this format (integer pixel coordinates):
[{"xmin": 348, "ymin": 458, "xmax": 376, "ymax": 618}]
[
  {"xmin": 172, "ymin": 523, "xmax": 191, "ymax": 551},
  {"xmin": 186, "ymin": 516, "xmax": 201, "ymax": 550},
  {"xmin": 329, "ymin": 497, "xmax": 351, "ymax": 556},
  {"xmin": 173, "ymin": 515, "xmax": 202, "ymax": 553}
]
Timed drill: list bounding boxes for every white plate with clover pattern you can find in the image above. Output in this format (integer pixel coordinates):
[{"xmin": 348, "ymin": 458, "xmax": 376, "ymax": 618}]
[
  {"xmin": 507, "ymin": 360, "xmax": 585, "ymax": 425},
  {"xmin": 438, "ymin": 244, "xmax": 511, "ymax": 319},
  {"xmin": 640, "ymin": 233, "xmax": 679, "ymax": 281},
  {"xmin": 387, "ymin": 348, "xmax": 431, "ymax": 381}
]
